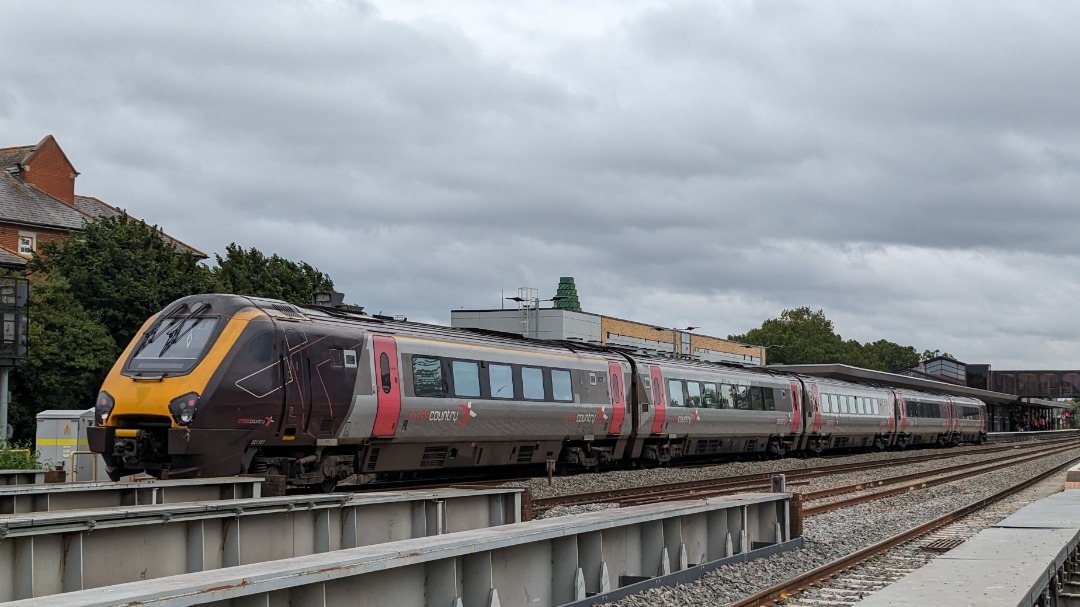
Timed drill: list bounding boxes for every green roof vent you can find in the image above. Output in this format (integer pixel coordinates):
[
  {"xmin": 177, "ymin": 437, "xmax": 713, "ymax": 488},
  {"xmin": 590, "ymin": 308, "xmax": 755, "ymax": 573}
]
[{"xmin": 554, "ymin": 277, "xmax": 581, "ymax": 312}]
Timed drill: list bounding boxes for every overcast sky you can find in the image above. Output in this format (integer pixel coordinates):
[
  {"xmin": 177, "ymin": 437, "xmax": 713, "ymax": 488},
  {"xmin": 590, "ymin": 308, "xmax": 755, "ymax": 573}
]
[{"xmin": 2, "ymin": 1, "xmax": 1078, "ymax": 369}]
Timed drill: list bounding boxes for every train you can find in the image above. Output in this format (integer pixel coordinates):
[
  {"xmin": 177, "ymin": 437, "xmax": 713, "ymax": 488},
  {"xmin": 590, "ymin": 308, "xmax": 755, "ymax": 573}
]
[{"xmin": 86, "ymin": 294, "xmax": 988, "ymax": 489}]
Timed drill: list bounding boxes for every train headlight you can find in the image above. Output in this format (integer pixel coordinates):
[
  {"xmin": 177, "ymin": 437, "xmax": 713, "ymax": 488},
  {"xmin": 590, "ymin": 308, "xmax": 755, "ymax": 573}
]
[
  {"xmin": 95, "ymin": 391, "xmax": 115, "ymax": 425},
  {"xmin": 168, "ymin": 392, "xmax": 200, "ymax": 426}
]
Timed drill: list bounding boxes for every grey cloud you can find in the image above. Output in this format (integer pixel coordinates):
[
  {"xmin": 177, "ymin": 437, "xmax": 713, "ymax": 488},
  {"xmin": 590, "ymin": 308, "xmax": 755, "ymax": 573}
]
[{"xmin": 3, "ymin": 1, "xmax": 1080, "ymax": 368}]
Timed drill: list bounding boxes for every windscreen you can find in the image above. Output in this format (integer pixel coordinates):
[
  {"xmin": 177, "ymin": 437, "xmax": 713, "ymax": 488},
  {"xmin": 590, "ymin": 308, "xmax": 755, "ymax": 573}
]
[{"xmin": 126, "ymin": 304, "xmax": 221, "ymax": 375}]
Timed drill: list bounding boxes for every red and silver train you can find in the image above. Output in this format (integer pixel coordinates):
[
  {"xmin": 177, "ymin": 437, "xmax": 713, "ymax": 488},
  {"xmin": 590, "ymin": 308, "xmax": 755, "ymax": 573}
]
[{"xmin": 87, "ymin": 295, "xmax": 987, "ymax": 488}]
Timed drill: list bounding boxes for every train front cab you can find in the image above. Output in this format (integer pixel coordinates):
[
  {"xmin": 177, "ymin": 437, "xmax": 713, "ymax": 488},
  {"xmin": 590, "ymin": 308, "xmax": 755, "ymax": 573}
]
[{"xmin": 87, "ymin": 295, "xmax": 273, "ymax": 480}]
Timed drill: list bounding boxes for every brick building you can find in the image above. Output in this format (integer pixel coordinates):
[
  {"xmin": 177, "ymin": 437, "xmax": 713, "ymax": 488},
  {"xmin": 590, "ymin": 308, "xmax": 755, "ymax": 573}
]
[{"xmin": 0, "ymin": 135, "xmax": 204, "ymax": 269}]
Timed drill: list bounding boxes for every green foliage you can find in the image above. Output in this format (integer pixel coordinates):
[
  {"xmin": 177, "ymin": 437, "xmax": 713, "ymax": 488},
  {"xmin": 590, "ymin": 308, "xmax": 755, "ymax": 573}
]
[
  {"xmin": 210, "ymin": 243, "xmax": 333, "ymax": 305},
  {"xmin": 864, "ymin": 339, "xmax": 921, "ymax": 372},
  {"xmin": 9, "ymin": 275, "xmax": 117, "ymax": 441},
  {"xmin": 920, "ymin": 349, "xmax": 955, "ymax": 362},
  {"xmin": 29, "ymin": 214, "xmax": 214, "ymax": 352},
  {"xmin": 729, "ymin": 307, "xmax": 846, "ymax": 365},
  {"xmin": 0, "ymin": 438, "xmax": 45, "ymax": 470},
  {"xmin": 731, "ymin": 307, "xmax": 922, "ymax": 371}
]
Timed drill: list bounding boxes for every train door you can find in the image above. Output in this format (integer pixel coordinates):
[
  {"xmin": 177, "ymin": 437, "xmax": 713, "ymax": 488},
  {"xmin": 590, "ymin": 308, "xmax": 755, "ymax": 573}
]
[
  {"xmin": 649, "ymin": 366, "xmax": 666, "ymax": 433},
  {"xmin": 371, "ymin": 335, "xmax": 401, "ymax": 437},
  {"xmin": 896, "ymin": 393, "xmax": 908, "ymax": 434},
  {"xmin": 278, "ymin": 325, "xmax": 310, "ymax": 440},
  {"xmin": 608, "ymin": 361, "xmax": 626, "ymax": 435},
  {"xmin": 788, "ymin": 380, "xmax": 802, "ymax": 435}
]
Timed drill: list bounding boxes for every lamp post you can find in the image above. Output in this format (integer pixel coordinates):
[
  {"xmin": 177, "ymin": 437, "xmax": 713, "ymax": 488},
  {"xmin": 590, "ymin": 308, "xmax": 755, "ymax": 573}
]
[
  {"xmin": 505, "ymin": 294, "xmax": 566, "ymax": 339},
  {"xmin": 655, "ymin": 326, "xmax": 697, "ymax": 358}
]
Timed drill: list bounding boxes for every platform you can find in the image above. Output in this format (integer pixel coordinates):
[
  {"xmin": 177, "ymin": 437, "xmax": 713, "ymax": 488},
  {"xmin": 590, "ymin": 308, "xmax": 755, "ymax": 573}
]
[{"xmin": 855, "ymin": 474, "xmax": 1080, "ymax": 606}]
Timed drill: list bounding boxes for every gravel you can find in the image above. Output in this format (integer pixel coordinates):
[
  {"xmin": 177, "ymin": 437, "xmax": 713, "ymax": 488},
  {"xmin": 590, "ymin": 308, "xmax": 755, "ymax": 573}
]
[
  {"xmin": 506, "ymin": 443, "xmax": 1055, "ymax": 519},
  {"xmin": 602, "ymin": 447, "xmax": 1080, "ymax": 606}
]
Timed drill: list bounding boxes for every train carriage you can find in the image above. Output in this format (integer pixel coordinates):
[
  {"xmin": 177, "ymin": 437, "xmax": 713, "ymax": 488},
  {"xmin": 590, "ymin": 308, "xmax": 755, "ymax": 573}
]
[
  {"xmin": 631, "ymin": 357, "xmax": 803, "ymax": 461},
  {"xmin": 952, "ymin": 396, "xmax": 988, "ymax": 444},
  {"xmin": 354, "ymin": 331, "xmax": 630, "ymax": 476},
  {"xmin": 798, "ymin": 377, "xmax": 895, "ymax": 453},
  {"xmin": 891, "ymin": 389, "xmax": 955, "ymax": 448}
]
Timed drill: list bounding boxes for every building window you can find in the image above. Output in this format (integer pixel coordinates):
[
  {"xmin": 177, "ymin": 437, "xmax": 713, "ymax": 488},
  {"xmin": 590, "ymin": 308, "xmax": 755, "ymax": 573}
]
[{"xmin": 18, "ymin": 234, "xmax": 35, "ymax": 256}]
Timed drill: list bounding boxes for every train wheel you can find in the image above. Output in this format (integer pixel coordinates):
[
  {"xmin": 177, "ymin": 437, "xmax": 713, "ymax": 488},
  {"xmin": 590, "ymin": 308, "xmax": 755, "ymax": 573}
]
[{"xmin": 318, "ymin": 477, "xmax": 338, "ymax": 493}]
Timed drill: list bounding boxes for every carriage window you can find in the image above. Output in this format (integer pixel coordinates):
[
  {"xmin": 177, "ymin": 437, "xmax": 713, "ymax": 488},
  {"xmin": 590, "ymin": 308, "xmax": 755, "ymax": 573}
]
[
  {"xmin": 872, "ymin": 399, "xmax": 879, "ymax": 415},
  {"xmin": 522, "ymin": 367, "xmax": 545, "ymax": 400},
  {"xmin": 552, "ymin": 369, "xmax": 574, "ymax": 402},
  {"xmin": 488, "ymin": 364, "xmax": 513, "ymax": 399},
  {"xmin": 611, "ymin": 373, "xmax": 622, "ymax": 402},
  {"xmin": 734, "ymin": 385, "xmax": 750, "ymax": 409},
  {"xmin": 719, "ymin": 384, "xmax": 734, "ymax": 409},
  {"xmin": 412, "ymin": 356, "xmax": 444, "ymax": 397},
  {"xmin": 668, "ymin": 379, "xmax": 685, "ymax": 407},
  {"xmin": 702, "ymin": 383, "xmax": 719, "ymax": 408},
  {"xmin": 452, "ymin": 361, "xmax": 481, "ymax": 397},
  {"xmin": 764, "ymin": 387, "xmax": 776, "ymax": 411},
  {"xmin": 750, "ymin": 387, "xmax": 765, "ymax": 411},
  {"xmin": 379, "ymin": 353, "xmax": 392, "ymax": 394},
  {"xmin": 687, "ymin": 382, "xmax": 702, "ymax": 407},
  {"xmin": 828, "ymin": 394, "xmax": 838, "ymax": 413},
  {"xmin": 838, "ymin": 395, "xmax": 848, "ymax": 414},
  {"xmin": 857, "ymin": 397, "xmax": 866, "ymax": 414}
]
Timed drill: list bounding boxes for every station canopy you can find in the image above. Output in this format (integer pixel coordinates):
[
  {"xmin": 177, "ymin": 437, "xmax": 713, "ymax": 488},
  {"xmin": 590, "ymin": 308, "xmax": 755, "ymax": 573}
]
[{"xmin": 769, "ymin": 364, "xmax": 1068, "ymax": 409}]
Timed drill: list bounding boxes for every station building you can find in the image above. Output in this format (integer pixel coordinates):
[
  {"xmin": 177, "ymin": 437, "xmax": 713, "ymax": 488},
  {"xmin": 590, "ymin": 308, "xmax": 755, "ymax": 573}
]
[{"xmin": 450, "ymin": 282, "xmax": 764, "ymax": 365}]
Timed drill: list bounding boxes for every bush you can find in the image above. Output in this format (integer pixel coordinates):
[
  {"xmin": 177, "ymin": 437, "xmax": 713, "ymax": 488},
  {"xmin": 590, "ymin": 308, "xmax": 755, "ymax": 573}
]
[{"xmin": 0, "ymin": 437, "xmax": 46, "ymax": 470}]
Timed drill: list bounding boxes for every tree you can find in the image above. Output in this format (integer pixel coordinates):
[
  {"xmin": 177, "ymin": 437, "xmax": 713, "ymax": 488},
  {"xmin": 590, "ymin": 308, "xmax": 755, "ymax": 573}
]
[
  {"xmin": 731, "ymin": 307, "xmax": 921, "ymax": 370},
  {"xmin": 920, "ymin": 349, "xmax": 955, "ymax": 361},
  {"xmin": 9, "ymin": 275, "xmax": 116, "ymax": 441},
  {"xmin": 729, "ymin": 307, "xmax": 846, "ymax": 365},
  {"xmin": 29, "ymin": 214, "xmax": 214, "ymax": 353},
  {"xmin": 863, "ymin": 339, "xmax": 920, "ymax": 372},
  {"xmin": 211, "ymin": 243, "xmax": 333, "ymax": 305}
]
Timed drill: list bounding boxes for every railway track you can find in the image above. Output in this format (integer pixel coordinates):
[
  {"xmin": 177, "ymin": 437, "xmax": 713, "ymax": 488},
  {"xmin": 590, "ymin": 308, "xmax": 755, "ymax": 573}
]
[
  {"xmin": 532, "ymin": 439, "xmax": 1077, "ymax": 513},
  {"xmin": 727, "ymin": 453, "xmax": 1080, "ymax": 607}
]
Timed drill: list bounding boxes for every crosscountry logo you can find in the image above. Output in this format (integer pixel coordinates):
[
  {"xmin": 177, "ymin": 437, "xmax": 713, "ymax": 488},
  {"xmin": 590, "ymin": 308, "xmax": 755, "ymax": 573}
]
[{"xmin": 457, "ymin": 402, "xmax": 477, "ymax": 427}]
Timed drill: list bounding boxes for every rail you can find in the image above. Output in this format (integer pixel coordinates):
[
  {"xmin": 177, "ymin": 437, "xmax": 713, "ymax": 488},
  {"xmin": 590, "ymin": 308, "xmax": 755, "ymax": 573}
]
[{"xmin": 725, "ymin": 454, "xmax": 1080, "ymax": 606}]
